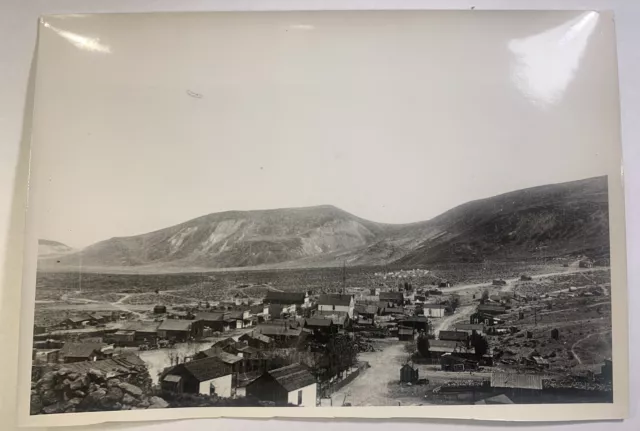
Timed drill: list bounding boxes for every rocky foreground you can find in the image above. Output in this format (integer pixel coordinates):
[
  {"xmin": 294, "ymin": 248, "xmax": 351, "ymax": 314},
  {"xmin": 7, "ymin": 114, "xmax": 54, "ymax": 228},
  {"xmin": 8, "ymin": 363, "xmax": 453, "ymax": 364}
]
[{"xmin": 31, "ymin": 368, "xmax": 168, "ymax": 415}]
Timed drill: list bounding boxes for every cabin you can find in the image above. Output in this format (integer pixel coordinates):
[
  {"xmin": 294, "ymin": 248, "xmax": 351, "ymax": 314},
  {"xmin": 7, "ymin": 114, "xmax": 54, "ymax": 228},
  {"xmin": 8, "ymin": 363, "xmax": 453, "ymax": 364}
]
[
  {"xmin": 423, "ymin": 303, "xmax": 446, "ymax": 318},
  {"xmin": 264, "ymin": 291, "xmax": 310, "ymax": 308},
  {"xmin": 470, "ymin": 312, "xmax": 504, "ymax": 326},
  {"xmin": 579, "ymin": 260, "xmax": 594, "ymax": 268},
  {"xmin": 60, "ymin": 315, "xmax": 94, "ymax": 329},
  {"xmin": 490, "ymin": 372, "xmax": 543, "ymax": 397},
  {"xmin": 318, "ymin": 294, "xmax": 355, "ymax": 318},
  {"xmin": 121, "ymin": 321, "xmax": 161, "ymax": 344},
  {"xmin": 427, "ymin": 340, "xmax": 469, "ymax": 358},
  {"xmin": 193, "ymin": 312, "xmax": 233, "ymax": 334},
  {"xmin": 304, "ymin": 318, "xmax": 336, "ymax": 337},
  {"xmin": 250, "ymin": 304, "xmax": 270, "ymax": 323},
  {"xmin": 454, "ymin": 323, "xmax": 485, "ymax": 336},
  {"xmin": 239, "ymin": 333, "xmax": 274, "ymax": 350},
  {"xmin": 313, "ymin": 310, "xmax": 349, "ymax": 329},
  {"xmin": 246, "ymin": 363, "xmax": 317, "ymax": 406},
  {"xmin": 400, "ymin": 363, "xmax": 419, "ymax": 383},
  {"xmin": 157, "ymin": 319, "xmax": 193, "ymax": 342},
  {"xmin": 381, "ymin": 307, "xmax": 404, "ymax": 316},
  {"xmin": 492, "ymin": 279, "xmax": 507, "ymax": 286},
  {"xmin": 398, "ymin": 326, "xmax": 416, "ymax": 341},
  {"xmin": 59, "ymin": 342, "xmax": 110, "ymax": 363},
  {"xmin": 161, "ymin": 356, "xmax": 233, "ymax": 397},
  {"xmin": 438, "ymin": 330, "xmax": 469, "ymax": 345},
  {"xmin": 254, "ymin": 323, "xmax": 303, "ymax": 347},
  {"xmin": 112, "ymin": 330, "xmax": 136, "ymax": 346},
  {"xmin": 379, "ymin": 291, "xmax": 404, "ymax": 307},
  {"xmin": 438, "ymin": 281, "xmax": 452, "ymax": 288},
  {"xmin": 440, "ymin": 353, "xmax": 477, "ymax": 371},
  {"xmin": 354, "ymin": 304, "xmax": 378, "ymax": 321},
  {"xmin": 32, "ymin": 349, "xmax": 60, "ymax": 364},
  {"xmin": 153, "ymin": 305, "xmax": 167, "ymax": 314},
  {"xmin": 477, "ymin": 304, "xmax": 507, "ymax": 315},
  {"xmin": 520, "ymin": 275, "xmax": 533, "ymax": 281},
  {"xmin": 228, "ymin": 309, "xmax": 253, "ymax": 329},
  {"xmin": 398, "ymin": 316, "xmax": 429, "ymax": 332}
]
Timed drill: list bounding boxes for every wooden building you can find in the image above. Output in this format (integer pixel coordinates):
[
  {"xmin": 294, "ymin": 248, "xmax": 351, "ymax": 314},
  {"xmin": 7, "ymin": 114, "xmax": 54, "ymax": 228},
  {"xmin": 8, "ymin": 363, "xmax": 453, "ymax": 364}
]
[
  {"xmin": 161, "ymin": 356, "xmax": 233, "ymax": 397},
  {"xmin": 246, "ymin": 363, "xmax": 317, "ymax": 406},
  {"xmin": 157, "ymin": 319, "xmax": 193, "ymax": 342}
]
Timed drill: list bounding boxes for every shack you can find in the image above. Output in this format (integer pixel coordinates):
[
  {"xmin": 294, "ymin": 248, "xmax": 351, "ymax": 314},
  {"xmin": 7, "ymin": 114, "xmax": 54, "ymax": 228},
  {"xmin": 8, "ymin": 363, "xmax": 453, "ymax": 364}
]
[
  {"xmin": 477, "ymin": 304, "xmax": 507, "ymax": 315},
  {"xmin": 246, "ymin": 363, "xmax": 317, "ymax": 406},
  {"xmin": 153, "ymin": 305, "xmax": 167, "ymax": 314},
  {"xmin": 157, "ymin": 319, "xmax": 193, "ymax": 342},
  {"xmin": 400, "ymin": 363, "xmax": 419, "ymax": 383},
  {"xmin": 161, "ymin": 356, "xmax": 233, "ymax": 397},
  {"xmin": 379, "ymin": 291, "xmax": 404, "ymax": 307},
  {"xmin": 398, "ymin": 326, "xmax": 416, "ymax": 341},
  {"xmin": 439, "ymin": 330, "xmax": 469, "ymax": 345},
  {"xmin": 423, "ymin": 303, "xmax": 446, "ymax": 318},
  {"xmin": 492, "ymin": 279, "xmax": 507, "ymax": 286},
  {"xmin": 59, "ymin": 342, "xmax": 110, "ymax": 363}
]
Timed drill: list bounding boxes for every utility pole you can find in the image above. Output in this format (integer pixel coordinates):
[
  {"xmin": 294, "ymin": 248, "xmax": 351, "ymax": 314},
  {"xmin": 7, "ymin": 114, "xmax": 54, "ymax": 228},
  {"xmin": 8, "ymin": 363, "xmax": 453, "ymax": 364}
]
[{"xmin": 342, "ymin": 260, "xmax": 346, "ymax": 295}]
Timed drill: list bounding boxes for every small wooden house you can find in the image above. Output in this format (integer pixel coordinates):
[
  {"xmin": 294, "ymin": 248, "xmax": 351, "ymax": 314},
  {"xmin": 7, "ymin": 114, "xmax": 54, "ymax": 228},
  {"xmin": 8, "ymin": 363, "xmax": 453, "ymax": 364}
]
[{"xmin": 400, "ymin": 363, "xmax": 419, "ymax": 383}]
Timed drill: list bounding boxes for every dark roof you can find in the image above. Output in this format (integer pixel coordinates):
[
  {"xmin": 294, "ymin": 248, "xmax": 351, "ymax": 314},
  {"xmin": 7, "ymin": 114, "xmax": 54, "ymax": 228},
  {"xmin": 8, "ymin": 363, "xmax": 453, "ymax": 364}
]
[
  {"xmin": 240, "ymin": 333, "xmax": 273, "ymax": 344},
  {"xmin": 383, "ymin": 307, "xmax": 405, "ymax": 314},
  {"xmin": 195, "ymin": 312, "xmax": 226, "ymax": 322},
  {"xmin": 62, "ymin": 354, "xmax": 146, "ymax": 375},
  {"xmin": 398, "ymin": 328, "xmax": 414, "ymax": 336},
  {"xmin": 455, "ymin": 323, "xmax": 485, "ymax": 332},
  {"xmin": 60, "ymin": 342, "xmax": 108, "ymax": 358},
  {"xmin": 237, "ymin": 345, "xmax": 260, "ymax": 355},
  {"xmin": 121, "ymin": 321, "xmax": 161, "ymax": 333},
  {"xmin": 355, "ymin": 304, "xmax": 378, "ymax": 315},
  {"xmin": 318, "ymin": 294, "xmax": 353, "ymax": 306},
  {"xmin": 305, "ymin": 318, "xmax": 333, "ymax": 327},
  {"xmin": 268, "ymin": 304, "xmax": 285, "ymax": 316},
  {"xmin": 256, "ymin": 324, "xmax": 303, "ymax": 337},
  {"xmin": 182, "ymin": 356, "xmax": 233, "ymax": 381},
  {"xmin": 250, "ymin": 304, "xmax": 267, "ymax": 314},
  {"xmin": 491, "ymin": 372, "xmax": 543, "ymax": 390},
  {"xmin": 357, "ymin": 317, "xmax": 374, "ymax": 325},
  {"xmin": 163, "ymin": 374, "xmax": 182, "ymax": 383},
  {"xmin": 158, "ymin": 319, "xmax": 192, "ymax": 332},
  {"xmin": 267, "ymin": 363, "xmax": 316, "ymax": 392},
  {"xmin": 264, "ymin": 292, "xmax": 306, "ymax": 304},
  {"xmin": 212, "ymin": 338, "xmax": 238, "ymax": 348},
  {"xmin": 439, "ymin": 331, "xmax": 469, "ymax": 342},
  {"xmin": 477, "ymin": 304, "xmax": 507, "ymax": 313},
  {"xmin": 399, "ymin": 316, "xmax": 428, "ymax": 323},
  {"xmin": 379, "ymin": 292, "xmax": 404, "ymax": 301},
  {"xmin": 428, "ymin": 339, "xmax": 461, "ymax": 353}
]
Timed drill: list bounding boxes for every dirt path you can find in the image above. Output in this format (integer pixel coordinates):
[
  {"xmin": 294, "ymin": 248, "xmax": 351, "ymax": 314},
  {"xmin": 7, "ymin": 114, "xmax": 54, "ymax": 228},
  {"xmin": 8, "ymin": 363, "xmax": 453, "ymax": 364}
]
[
  {"xmin": 571, "ymin": 330, "xmax": 612, "ymax": 365},
  {"xmin": 433, "ymin": 305, "xmax": 475, "ymax": 334},
  {"xmin": 330, "ymin": 341, "xmax": 407, "ymax": 406}
]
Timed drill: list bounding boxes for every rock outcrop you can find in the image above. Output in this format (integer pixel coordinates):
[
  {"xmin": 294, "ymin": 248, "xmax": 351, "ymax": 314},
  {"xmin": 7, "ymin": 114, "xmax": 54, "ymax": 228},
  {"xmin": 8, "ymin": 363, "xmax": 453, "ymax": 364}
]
[{"xmin": 31, "ymin": 367, "xmax": 167, "ymax": 415}]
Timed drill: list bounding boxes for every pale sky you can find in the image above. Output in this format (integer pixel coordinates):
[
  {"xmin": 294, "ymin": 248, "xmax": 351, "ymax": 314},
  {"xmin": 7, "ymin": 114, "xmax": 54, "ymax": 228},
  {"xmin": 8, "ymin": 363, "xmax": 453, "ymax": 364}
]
[{"xmin": 29, "ymin": 11, "xmax": 620, "ymax": 248}]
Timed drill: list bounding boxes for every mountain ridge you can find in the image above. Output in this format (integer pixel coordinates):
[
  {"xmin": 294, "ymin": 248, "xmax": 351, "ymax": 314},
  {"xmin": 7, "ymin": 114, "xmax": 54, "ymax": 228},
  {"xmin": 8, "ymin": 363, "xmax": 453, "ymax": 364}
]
[{"xmin": 38, "ymin": 176, "xmax": 610, "ymax": 271}]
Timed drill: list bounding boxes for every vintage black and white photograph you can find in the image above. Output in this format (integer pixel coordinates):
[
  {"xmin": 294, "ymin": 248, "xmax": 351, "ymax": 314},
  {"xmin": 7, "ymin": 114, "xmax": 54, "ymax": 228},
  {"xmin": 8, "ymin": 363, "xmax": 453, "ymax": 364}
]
[{"xmin": 20, "ymin": 10, "xmax": 627, "ymax": 424}]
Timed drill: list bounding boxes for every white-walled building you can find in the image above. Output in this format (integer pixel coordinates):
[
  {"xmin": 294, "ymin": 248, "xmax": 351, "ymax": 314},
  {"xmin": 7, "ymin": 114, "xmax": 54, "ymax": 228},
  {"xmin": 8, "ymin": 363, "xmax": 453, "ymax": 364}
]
[
  {"xmin": 246, "ymin": 363, "xmax": 317, "ymax": 406},
  {"xmin": 160, "ymin": 356, "xmax": 233, "ymax": 397},
  {"xmin": 423, "ymin": 303, "xmax": 446, "ymax": 318},
  {"xmin": 317, "ymin": 294, "xmax": 355, "ymax": 319}
]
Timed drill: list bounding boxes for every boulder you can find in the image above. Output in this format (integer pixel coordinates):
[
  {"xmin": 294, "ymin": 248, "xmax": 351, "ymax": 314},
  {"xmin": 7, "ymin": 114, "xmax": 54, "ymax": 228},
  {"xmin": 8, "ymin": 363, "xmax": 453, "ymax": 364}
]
[
  {"xmin": 118, "ymin": 382, "xmax": 143, "ymax": 397},
  {"xmin": 137, "ymin": 399, "xmax": 150, "ymax": 408},
  {"xmin": 64, "ymin": 398, "xmax": 82, "ymax": 412},
  {"xmin": 88, "ymin": 369, "xmax": 105, "ymax": 381},
  {"xmin": 86, "ymin": 388, "xmax": 107, "ymax": 404},
  {"xmin": 42, "ymin": 402, "xmax": 66, "ymax": 415},
  {"xmin": 73, "ymin": 390, "xmax": 86, "ymax": 398},
  {"xmin": 122, "ymin": 393, "xmax": 138, "ymax": 406},
  {"xmin": 107, "ymin": 378, "xmax": 122, "ymax": 388},
  {"xmin": 41, "ymin": 389, "xmax": 59, "ymax": 405},
  {"xmin": 67, "ymin": 373, "xmax": 80, "ymax": 381},
  {"xmin": 106, "ymin": 387, "xmax": 124, "ymax": 402},
  {"xmin": 69, "ymin": 379, "xmax": 85, "ymax": 391},
  {"xmin": 30, "ymin": 395, "xmax": 43, "ymax": 415},
  {"xmin": 147, "ymin": 396, "xmax": 169, "ymax": 409},
  {"xmin": 57, "ymin": 368, "xmax": 71, "ymax": 377}
]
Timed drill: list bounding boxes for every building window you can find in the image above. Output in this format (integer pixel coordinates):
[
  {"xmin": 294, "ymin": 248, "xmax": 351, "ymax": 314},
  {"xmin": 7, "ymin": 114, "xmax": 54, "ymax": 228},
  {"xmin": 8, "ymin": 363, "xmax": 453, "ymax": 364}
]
[
  {"xmin": 297, "ymin": 390, "xmax": 303, "ymax": 405},
  {"xmin": 332, "ymin": 305, "xmax": 335, "ymax": 311},
  {"xmin": 210, "ymin": 383, "xmax": 216, "ymax": 396}
]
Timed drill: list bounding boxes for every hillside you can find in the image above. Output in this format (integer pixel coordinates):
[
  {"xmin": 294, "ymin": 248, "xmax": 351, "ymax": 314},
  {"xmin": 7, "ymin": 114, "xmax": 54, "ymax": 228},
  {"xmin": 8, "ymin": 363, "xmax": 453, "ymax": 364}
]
[
  {"xmin": 38, "ymin": 176, "xmax": 610, "ymax": 271},
  {"xmin": 38, "ymin": 239, "xmax": 74, "ymax": 257}
]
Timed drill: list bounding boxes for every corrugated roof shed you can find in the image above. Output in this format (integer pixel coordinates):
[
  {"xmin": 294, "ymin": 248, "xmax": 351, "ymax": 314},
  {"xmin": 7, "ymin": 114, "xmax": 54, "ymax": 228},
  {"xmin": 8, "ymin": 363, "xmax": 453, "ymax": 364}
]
[
  {"xmin": 318, "ymin": 294, "xmax": 353, "ymax": 306},
  {"xmin": 62, "ymin": 354, "xmax": 145, "ymax": 375},
  {"xmin": 60, "ymin": 342, "xmax": 108, "ymax": 358},
  {"xmin": 455, "ymin": 323, "xmax": 485, "ymax": 332},
  {"xmin": 268, "ymin": 364, "xmax": 316, "ymax": 392},
  {"xmin": 183, "ymin": 356, "xmax": 233, "ymax": 381},
  {"xmin": 158, "ymin": 319, "xmax": 192, "ymax": 332},
  {"xmin": 121, "ymin": 321, "xmax": 161, "ymax": 332},
  {"xmin": 491, "ymin": 372, "xmax": 543, "ymax": 390},
  {"xmin": 439, "ymin": 331, "xmax": 469, "ymax": 342},
  {"xmin": 195, "ymin": 312, "xmax": 226, "ymax": 322},
  {"xmin": 305, "ymin": 318, "xmax": 333, "ymax": 327}
]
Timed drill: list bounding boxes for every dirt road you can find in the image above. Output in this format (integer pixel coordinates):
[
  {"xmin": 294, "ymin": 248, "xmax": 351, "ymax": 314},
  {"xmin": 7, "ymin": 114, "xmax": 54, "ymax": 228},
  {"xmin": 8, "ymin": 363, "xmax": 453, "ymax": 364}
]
[
  {"xmin": 330, "ymin": 341, "xmax": 408, "ymax": 406},
  {"xmin": 432, "ymin": 305, "xmax": 475, "ymax": 334},
  {"xmin": 571, "ymin": 330, "xmax": 612, "ymax": 365}
]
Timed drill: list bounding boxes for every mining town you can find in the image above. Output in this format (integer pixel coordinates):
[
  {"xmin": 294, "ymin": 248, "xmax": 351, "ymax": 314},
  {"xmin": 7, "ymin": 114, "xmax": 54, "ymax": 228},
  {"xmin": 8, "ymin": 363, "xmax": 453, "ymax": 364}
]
[{"xmin": 30, "ymin": 257, "xmax": 613, "ymax": 413}]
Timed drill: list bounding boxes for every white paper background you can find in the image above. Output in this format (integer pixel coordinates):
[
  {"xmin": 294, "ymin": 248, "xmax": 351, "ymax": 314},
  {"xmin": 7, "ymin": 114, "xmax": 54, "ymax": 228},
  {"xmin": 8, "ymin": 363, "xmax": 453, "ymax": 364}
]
[{"xmin": 0, "ymin": 1, "xmax": 638, "ymax": 431}]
